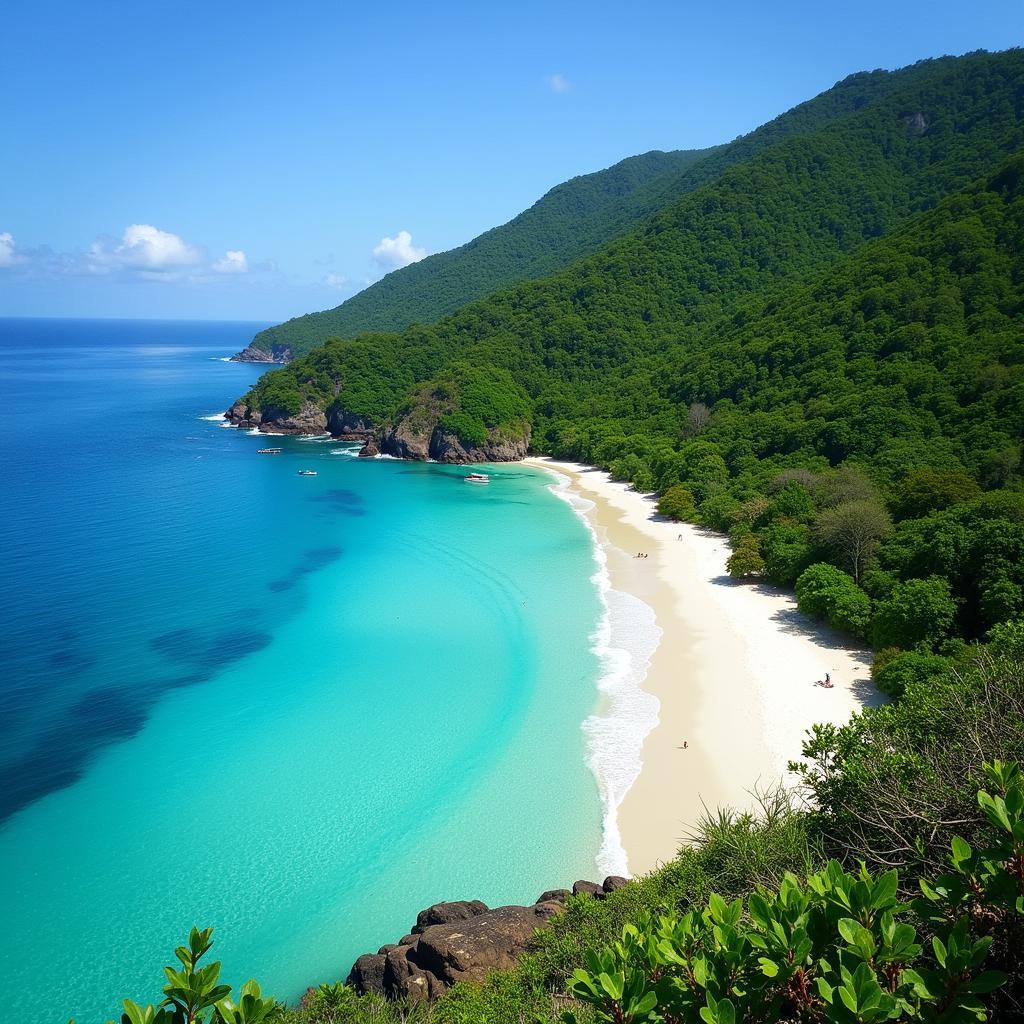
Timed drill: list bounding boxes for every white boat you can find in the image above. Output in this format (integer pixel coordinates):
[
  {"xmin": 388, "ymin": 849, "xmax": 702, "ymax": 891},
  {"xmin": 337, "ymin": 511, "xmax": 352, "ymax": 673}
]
[
  {"xmin": 464, "ymin": 472, "xmax": 489, "ymax": 484},
  {"xmin": 297, "ymin": 469, "xmax": 318, "ymax": 476},
  {"xmin": 257, "ymin": 447, "xmax": 283, "ymax": 454}
]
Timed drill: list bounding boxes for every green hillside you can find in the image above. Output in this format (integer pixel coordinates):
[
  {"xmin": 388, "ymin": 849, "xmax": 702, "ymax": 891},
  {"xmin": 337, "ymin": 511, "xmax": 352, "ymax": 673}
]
[
  {"xmin": 241, "ymin": 148, "xmax": 712, "ymax": 359},
  {"xmin": 243, "ymin": 51, "xmax": 977, "ymax": 361},
  {"xmin": 239, "ymin": 49, "xmax": 1024, "ymax": 645}
]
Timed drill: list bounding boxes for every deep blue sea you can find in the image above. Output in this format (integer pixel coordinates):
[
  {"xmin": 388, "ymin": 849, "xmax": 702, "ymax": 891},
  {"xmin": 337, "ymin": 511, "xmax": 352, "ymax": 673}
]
[{"xmin": 0, "ymin": 318, "xmax": 604, "ymax": 1024}]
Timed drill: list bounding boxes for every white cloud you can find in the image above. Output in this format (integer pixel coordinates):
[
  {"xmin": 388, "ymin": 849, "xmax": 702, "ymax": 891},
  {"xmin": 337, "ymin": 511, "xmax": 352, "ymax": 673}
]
[
  {"xmin": 0, "ymin": 232, "xmax": 20, "ymax": 267},
  {"xmin": 323, "ymin": 273, "xmax": 349, "ymax": 290},
  {"xmin": 547, "ymin": 73, "xmax": 572, "ymax": 94},
  {"xmin": 372, "ymin": 230, "xmax": 427, "ymax": 271},
  {"xmin": 90, "ymin": 223, "xmax": 202, "ymax": 273},
  {"xmin": 213, "ymin": 249, "xmax": 248, "ymax": 274}
]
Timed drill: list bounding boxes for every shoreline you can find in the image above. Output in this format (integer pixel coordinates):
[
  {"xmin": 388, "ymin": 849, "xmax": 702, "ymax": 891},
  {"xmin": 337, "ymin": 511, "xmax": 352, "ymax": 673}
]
[{"xmin": 525, "ymin": 458, "xmax": 878, "ymax": 877}]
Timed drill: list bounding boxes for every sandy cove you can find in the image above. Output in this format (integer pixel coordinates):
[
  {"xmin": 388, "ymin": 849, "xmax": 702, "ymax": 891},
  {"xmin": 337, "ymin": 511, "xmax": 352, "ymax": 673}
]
[{"xmin": 524, "ymin": 458, "xmax": 879, "ymax": 877}]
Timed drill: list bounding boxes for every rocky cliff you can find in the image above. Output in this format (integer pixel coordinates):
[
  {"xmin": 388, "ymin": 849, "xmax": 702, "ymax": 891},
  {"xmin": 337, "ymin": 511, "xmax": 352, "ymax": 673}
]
[
  {"xmin": 347, "ymin": 876, "xmax": 628, "ymax": 1003},
  {"xmin": 224, "ymin": 400, "xmax": 374, "ymax": 439},
  {"xmin": 375, "ymin": 380, "xmax": 530, "ymax": 462},
  {"xmin": 231, "ymin": 343, "xmax": 293, "ymax": 364}
]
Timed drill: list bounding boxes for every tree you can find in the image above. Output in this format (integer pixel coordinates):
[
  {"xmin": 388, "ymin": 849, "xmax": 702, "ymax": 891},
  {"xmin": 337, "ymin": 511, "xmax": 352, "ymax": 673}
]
[
  {"xmin": 657, "ymin": 485, "xmax": 696, "ymax": 521},
  {"xmin": 895, "ymin": 467, "xmax": 981, "ymax": 518},
  {"xmin": 684, "ymin": 401, "xmax": 711, "ymax": 437},
  {"xmin": 727, "ymin": 535, "xmax": 765, "ymax": 578},
  {"xmin": 871, "ymin": 576, "xmax": 956, "ymax": 650},
  {"xmin": 815, "ymin": 499, "xmax": 892, "ymax": 583},
  {"xmin": 872, "ymin": 650, "xmax": 950, "ymax": 698},
  {"xmin": 795, "ymin": 563, "xmax": 872, "ymax": 637}
]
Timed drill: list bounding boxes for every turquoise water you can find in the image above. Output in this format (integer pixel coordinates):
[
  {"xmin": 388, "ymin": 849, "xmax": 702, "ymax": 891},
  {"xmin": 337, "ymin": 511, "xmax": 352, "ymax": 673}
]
[{"xmin": 0, "ymin": 319, "xmax": 603, "ymax": 1024}]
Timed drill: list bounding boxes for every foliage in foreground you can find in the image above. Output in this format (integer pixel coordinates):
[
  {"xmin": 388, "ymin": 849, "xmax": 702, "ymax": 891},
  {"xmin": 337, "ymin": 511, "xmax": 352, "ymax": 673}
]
[{"xmin": 565, "ymin": 761, "xmax": 1021, "ymax": 1023}]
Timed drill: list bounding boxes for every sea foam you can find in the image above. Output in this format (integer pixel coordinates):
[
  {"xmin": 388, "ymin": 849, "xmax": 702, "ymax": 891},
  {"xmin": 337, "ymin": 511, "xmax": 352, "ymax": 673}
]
[{"xmin": 543, "ymin": 469, "xmax": 661, "ymax": 877}]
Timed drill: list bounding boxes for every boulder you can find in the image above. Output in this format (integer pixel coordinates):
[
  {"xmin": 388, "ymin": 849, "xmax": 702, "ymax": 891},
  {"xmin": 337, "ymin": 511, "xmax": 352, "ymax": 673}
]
[
  {"xmin": 602, "ymin": 876, "xmax": 629, "ymax": 894},
  {"xmin": 412, "ymin": 903, "xmax": 559, "ymax": 987},
  {"xmin": 347, "ymin": 953, "xmax": 386, "ymax": 995},
  {"xmin": 377, "ymin": 943, "xmax": 399, "ymax": 955},
  {"xmin": 572, "ymin": 880, "xmax": 605, "ymax": 899},
  {"xmin": 382, "ymin": 945, "xmax": 444, "ymax": 1003},
  {"xmin": 536, "ymin": 889, "xmax": 572, "ymax": 905},
  {"xmin": 357, "ymin": 436, "xmax": 380, "ymax": 458},
  {"xmin": 414, "ymin": 900, "xmax": 488, "ymax": 933}
]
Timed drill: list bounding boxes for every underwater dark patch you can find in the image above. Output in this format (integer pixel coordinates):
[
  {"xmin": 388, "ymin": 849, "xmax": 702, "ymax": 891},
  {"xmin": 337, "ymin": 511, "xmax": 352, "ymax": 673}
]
[
  {"xmin": 149, "ymin": 628, "xmax": 201, "ymax": 661},
  {"xmin": 310, "ymin": 489, "xmax": 367, "ymax": 515}
]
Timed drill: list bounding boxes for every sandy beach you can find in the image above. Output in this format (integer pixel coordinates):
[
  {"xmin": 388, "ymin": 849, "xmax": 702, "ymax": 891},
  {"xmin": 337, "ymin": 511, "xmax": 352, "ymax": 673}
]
[{"xmin": 525, "ymin": 458, "xmax": 878, "ymax": 877}]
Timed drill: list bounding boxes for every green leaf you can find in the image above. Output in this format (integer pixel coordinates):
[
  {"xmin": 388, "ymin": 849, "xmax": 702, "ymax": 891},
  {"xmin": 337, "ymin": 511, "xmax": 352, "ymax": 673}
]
[{"xmin": 965, "ymin": 970, "xmax": 1008, "ymax": 994}]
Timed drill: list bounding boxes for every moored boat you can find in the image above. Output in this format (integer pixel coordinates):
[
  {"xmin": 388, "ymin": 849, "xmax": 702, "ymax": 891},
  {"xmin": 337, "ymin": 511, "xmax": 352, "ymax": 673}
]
[
  {"xmin": 257, "ymin": 447, "xmax": 283, "ymax": 454},
  {"xmin": 297, "ymin": 469, "xmax": 318, "ymax": 476},
  {"xmin": 464, "ymin": 472, "xmax": 489, "ymax": 484}
]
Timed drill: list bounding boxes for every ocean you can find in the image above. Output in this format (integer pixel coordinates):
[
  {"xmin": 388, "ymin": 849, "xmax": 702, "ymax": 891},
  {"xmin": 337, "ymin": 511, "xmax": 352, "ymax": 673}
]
[{"xmin": 0, "ymin": 318, "xmax": 607, "ymax": 1024}]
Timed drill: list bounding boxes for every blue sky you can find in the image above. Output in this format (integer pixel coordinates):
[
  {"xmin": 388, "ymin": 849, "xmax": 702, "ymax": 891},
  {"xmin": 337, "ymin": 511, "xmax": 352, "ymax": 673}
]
[{"xmin": 1, "ymin": 0, "xmax": 1020, "ymax": 322}]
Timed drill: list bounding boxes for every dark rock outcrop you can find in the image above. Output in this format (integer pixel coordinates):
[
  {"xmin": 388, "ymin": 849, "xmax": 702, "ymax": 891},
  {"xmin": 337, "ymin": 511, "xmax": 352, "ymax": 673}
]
[
  {"xmin": 348, "ymin": 953, "xmax": 386, "ymax": 996},
  {"xmin": 378, "ymin": 417, "xmax": 529, "ymax": 463},
  {"xmin": 231, "ymin": 343, "xmax": 293, "ymax": 364},
  {"xmin": 357, "ymin": 436, "xmax": 380, "ymax": 458},
  {"xmin": 347, "ymin": 877, "xmax": 629, "ymax": 1002},
  {"xmin": 413, "ymin": 903, "xmax": 560, "ymax": 988},
  {"xmin": 224, "ymin": 399, "xmax": 328, "ymax": 435},
  {"xmin": 536, "ymin": 888, "xmax": 571, "ymax": 904},
  {"xmin": 414, "ymin": 900, "xmax": 488, "ymax": 933},
  {"xmin": 326, "ymin": 408, "xmax": 374, "ymax": 439}
]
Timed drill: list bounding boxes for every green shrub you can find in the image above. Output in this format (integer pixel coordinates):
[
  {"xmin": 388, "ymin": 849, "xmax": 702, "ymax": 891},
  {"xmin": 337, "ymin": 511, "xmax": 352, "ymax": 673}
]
[
  {"xmin": 564, "ymin": 764, "xmax": 1022, "ymax": 1024},
  {"xmin": 871, "ymin": 576, "xmax": 956, "ymax": 651},
  {"xmin": 872, "ymin": 650, "xmax": 950, "ymax": 698},
  {"xmin": 795, "ymin": 563, "xmax": 872, "ymax": 638},
  {"xmin": 657, "ymin": 485, "xmax": 696, "ymax": 522},
  {"xmin": 727, "ymin": 535, "xmax": 765, "ymax": 578}
]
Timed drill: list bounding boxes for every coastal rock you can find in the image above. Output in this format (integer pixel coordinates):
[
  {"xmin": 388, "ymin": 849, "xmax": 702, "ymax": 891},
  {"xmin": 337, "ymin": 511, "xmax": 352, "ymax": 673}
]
[
  {"xmin": 413, "ymin": 903, "xmax": 560, "ymax": 987},
  {"xmin": 345, "ymin": 892, "xmax": 575, "ymax": 1000},
  {"xmin": 230, "ymin": 343, "xmax": 292, "ymax": 364},
  {"xmin": 603, "ymin": 875, "xmax": 629, "ymax": 894},
  {"xmin": 429, "ymin": 427, "xmax": 530, "ymax": 464},
  {"xmin": 326, "ymin": 407, "xmax": 374, "ymax": 438},
  {"xmin": 377, "ymin": 419, "xmax": 530, "ymax": 463},
  {"xmin": 376, "ymin": 378, "xmax": 531, "ymax": 464},
  {"xmin": 357, "ymin": 436, "xmax": 380, "ymax": 458},
  {"xmin": 536, "ymin": 888, "xmax": 571, "ymax": 904},
  {"xmin": 381, "ymin": 946, "xmax": 443, "ymax": 1003},
  {"xmin": 414, "ymin": 900, "xmax": 488, "ymax": 933},
  {"xmin": 255, "ymin": 401, "xmax": 328, "ymax": 435},
  {"xmin": 347, "ymin": 953, "xmax": 386, "ymax": 995},
  {"xmin": 572, "ymin": 880, "xmax": 605, "ymax": 899}
]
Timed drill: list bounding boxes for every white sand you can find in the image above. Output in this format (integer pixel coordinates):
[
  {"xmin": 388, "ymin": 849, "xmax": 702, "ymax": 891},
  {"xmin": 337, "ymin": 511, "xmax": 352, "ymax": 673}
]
[{"xmin": 525, "ymin": 458, "xmax": 879, "ymax": 877}]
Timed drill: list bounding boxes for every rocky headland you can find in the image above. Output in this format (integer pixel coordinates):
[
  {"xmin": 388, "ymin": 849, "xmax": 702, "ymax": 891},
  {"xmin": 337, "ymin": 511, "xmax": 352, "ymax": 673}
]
[
  {"xmin": 224, "ymin": 385, "xmax": 530, "ymax": 463},
  {"xmin": 231, "ymin": 343, "xmax": 293, "ymax": 364},
  {"xmin": 347, "ymin": 876, "xmax": 628, "ymax": 1003}
]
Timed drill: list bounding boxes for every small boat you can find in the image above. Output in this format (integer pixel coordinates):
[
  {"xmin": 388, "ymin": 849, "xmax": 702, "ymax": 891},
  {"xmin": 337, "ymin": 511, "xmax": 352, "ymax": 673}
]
[
  {"xmin": 297, "ymin": 469, "xmax": 318, "ymax": 476},
  {"xmin": 257, "ymin": 447, "xmax": 283, "ymax": 454},
  {"xmin": 464, "ymin": 472, "xmax": 490, "ymax": 484}
]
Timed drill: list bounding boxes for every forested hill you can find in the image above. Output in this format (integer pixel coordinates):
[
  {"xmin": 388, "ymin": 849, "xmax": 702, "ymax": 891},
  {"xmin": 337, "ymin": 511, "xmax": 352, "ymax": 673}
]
[
  {"xmin": 237, "ymin": 48, "xmax": 1023, "ymax": 646},
  {"xmin": 240, "ymin": 148, "xmax": 712, "ymax": 359},
  {"xmin": 243, "ymin": 52, "xmax": 982, "ymax": 361}
]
